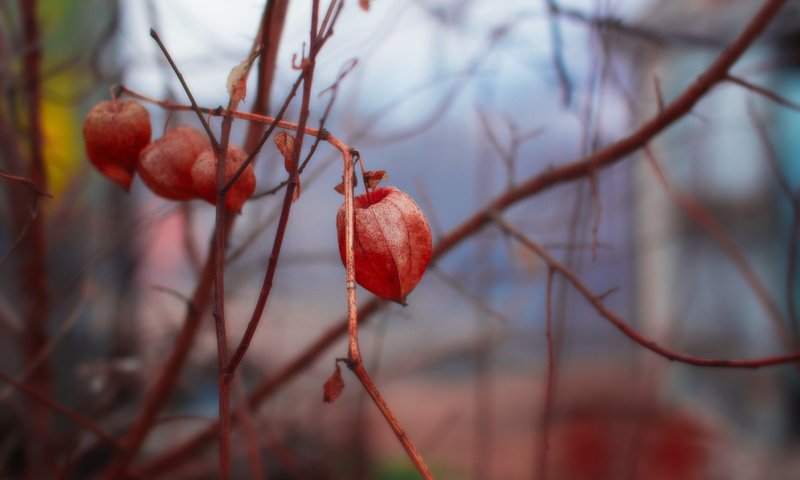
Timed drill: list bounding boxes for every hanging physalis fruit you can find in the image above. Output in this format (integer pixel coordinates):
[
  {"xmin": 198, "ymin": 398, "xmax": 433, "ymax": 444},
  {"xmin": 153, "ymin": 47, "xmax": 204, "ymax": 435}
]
[
  {"xmin": 191, "ymin": 145, "xmax": 256, "ymax": 211},
  {"xmin": 82, "ymin": 99, "xmax": 152, "ymax": 190},
  {"xmin": 137, "ymin": 125, "xmax": 210, "ymax": 200},
  {"xmin": 336, "ymin": 186, "xmax": 432, "ymax": 304}
]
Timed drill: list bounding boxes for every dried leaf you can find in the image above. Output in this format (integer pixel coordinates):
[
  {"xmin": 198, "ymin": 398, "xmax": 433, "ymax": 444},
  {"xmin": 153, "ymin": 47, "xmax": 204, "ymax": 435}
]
[
  {"xmin": 275, "ymin": 131, "xmax": 296, "ymax": 172},
  {"xmin": 333, "ymin": 172, "xmax": 358, "ymax": 195},
  {"xmin": 323, "ymin": 364, "xmax": 345, "ymax": 403},
  {"xmin": 359, "ymin": 0, "xmax": 370, "ymax": 11},
  {"xmin": 363, "ymin": 170, "xmax": 388, "ymax": 189},
  {"xmin": 226, "ymin": 50, "xmax": 260, "ymax": 105}
]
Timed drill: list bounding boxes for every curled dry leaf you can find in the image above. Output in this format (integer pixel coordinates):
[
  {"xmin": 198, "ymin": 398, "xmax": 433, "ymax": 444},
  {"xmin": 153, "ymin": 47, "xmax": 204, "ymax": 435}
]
[
  {"xmin": 275, "ymin": 131, "xmax": 296, "ymax": 172},
  {"xmin": 323, "ymin": 364, "xmax": 345, "ymax": 403},
  {"xmin": 138, "ymin": 125, "xmax": 210, "ymax": 200},
  {"xmin": 275, "ymin": 131, "xmax": 301, "ymax": 202},
  {"xmin": 191, "ymin": 145, "xmax": 256, "ymax": 211},
  {"xmin": 363, "ymin": 170, "xmax": 388, "ymax": 189},
  {"xmin": 336, "ymin": 186, "xmax": 432, "ymax": 304},
  {"xmin": 83, "ymin": 99, "xmax": 152, "ymax": 190},
  {"xmin": 334, "ymin": 172, "xmax": 358, "ymax": 195},
  {"xmin": 226, "ymin": 50, "xmax": 260, "ymax": 105}
]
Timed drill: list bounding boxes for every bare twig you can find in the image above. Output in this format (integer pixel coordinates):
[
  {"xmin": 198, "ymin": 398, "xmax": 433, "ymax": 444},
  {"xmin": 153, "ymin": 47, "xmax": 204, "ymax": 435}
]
[
  {"xmin": 0, "ymin": 370, "xmax": 122, "ymax": 451},
  {"xmin": 726, "ymin": 73, "xmax": 800, "ymax": 111},
  {"xmin": 544, "ymin": 0, "xmax": 573, "ymax": 105},
  {"xmin": 16, "ymin": 1, "xmax": 53, "ymax": 474},
  {"xmin": 644, "ymin": 146, "xmax": 794, "ymax": 351},
  {"xmin": 148, "ymin": 29, "xmax": 219, "ymax": 149},
  {"xmin": 493, "ymin": 215, "xmax": 800, "ymax": 368},
  {"xmin": 536, "ymin": 268, "xmax": 556, "ymax": 480},
  {"xmin": 748, "ymin": 102, "xmax": 800, "ymax": 342}
]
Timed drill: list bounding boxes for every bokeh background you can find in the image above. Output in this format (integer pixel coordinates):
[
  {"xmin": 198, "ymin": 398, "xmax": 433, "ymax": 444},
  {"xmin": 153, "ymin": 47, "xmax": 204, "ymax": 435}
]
[{"xmin": 2, "ymin": 0, "xmax": 800, "ymax": 478}]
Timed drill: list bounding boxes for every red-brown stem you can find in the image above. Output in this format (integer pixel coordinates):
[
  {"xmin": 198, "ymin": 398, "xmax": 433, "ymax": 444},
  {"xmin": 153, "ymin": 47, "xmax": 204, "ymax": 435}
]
[
  {"xmin": 748, "ymin": 104, "xmax": 800, "ymax": 340},
  {"xmin": 0, "ymin": 370, "xmax": 122, "ymax": 451},
  {"xmin": 493, "ymin": 216, "xmax": 800, "ymax": 368},
  {"xmin": 726, "ymin": 73, "xmax": 800, "ymax": 111},
  {"xmin": 243, "ymin": 0, "xmax": 290, "ymax": 150},
  {"xmin": 18, "ymin": 0, "xmax": 52, "ymax": 476},
  {"xmin": 133, "ymin": 299, "xmax": 383, "ymax": 478},
  {"xmin": 120, "ymin": 87, "xmax": 329, "ymax": 143},
  {"xmin": 537, "ymin": 269, "xmax": 556, "ymax": 480},
  {"xmin": 148, "ymin": 29, "xmax": 219, "ymax": 150},
  {"xmin": 347, "ymin": 361, "xmax": 434, "ymax": 479},
  {"xmin": 430, "ymin": 0, "xmax": 789, "ymax": 259},
  {"xmin": 213, "ymin": 107, "xmax": 234, "ymax": 480},
  {"xmin": 354, "ymin": 151, "xmax": 374, "ymax": 203},
  {"xmin": 101, "ymin": 236, "xmax": 228, "ymax": 480},
  {"xmin": 233, "ymin": 376, "xmax": 265, "ymax": 480},
  {"xmin": 223, "ymin": 3, "xmax": 321, "ymax": 378}
]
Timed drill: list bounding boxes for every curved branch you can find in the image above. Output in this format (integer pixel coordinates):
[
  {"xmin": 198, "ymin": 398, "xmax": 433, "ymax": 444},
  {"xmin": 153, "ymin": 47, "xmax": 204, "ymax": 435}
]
[{"xmin": 493, "ymin": 216, "xmax": 800, "ymax": 369}]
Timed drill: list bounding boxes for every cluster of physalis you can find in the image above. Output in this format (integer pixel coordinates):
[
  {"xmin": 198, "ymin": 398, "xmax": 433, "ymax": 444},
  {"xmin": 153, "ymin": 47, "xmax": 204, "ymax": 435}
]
[
  {"xmin": 83, "ymin": 99, "xmax": 255, "ymax": 211},
  {"xmin": 82, "ymin": 95, "xmax": 431, "ymax": 304}
]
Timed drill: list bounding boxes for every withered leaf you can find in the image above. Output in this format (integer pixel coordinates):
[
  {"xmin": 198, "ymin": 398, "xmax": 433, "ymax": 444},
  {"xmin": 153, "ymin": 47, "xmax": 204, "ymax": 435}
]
[
  {"xmin": 363, "ymin": 170, "xmax": 388, "ymax": 189},
  {"xmin": 275, "ymin": 131, "xmax": 296, "ymax": 172},
  {"xmin": 323, "ymin": 364, "xmax": 345, "ymax": 403},
  {"xmin": 226, "ymin": 50, "xmax": 259, "ymax": 105},
  {"xmin": 333, "ymin": 172, "xmax": 358, "ymax": 195}
]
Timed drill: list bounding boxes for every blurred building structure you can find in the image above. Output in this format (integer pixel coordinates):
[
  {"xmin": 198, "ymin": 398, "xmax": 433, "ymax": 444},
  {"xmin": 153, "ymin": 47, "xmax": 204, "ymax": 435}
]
[{"xmin": 620, "ymin": 0, "xmax": 800, "ymax": 475}]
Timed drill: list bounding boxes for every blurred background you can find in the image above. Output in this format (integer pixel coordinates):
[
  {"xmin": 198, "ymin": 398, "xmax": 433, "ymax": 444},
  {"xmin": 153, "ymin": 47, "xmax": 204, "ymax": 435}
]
[{"xmin": 2, "ymin": 0, "xmax": 800, "ymax": 478}]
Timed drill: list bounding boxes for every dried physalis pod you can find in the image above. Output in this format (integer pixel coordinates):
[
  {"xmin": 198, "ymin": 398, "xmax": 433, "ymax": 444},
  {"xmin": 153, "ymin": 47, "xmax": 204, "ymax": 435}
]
[
  {"xmin": 191, "ymin": 145, "xmax": 256, "ymax": 211},
  {"xmin": 336, "ymin": 186, "xmax": 432, "ymax": 304},
  {"xmin": 82, "ymin": 99, "xmax": 151, "ymax": 190},
  {"xmin": 137, "ymin": 125, "xmax": 210, "ymax": 200}
]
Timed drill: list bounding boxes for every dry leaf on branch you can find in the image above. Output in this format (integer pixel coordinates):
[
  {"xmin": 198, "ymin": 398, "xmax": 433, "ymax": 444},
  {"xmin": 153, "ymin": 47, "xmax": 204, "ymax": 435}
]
[{"xmin": 323, "ymin": 364, "xmax": 345, "ymax": 403}]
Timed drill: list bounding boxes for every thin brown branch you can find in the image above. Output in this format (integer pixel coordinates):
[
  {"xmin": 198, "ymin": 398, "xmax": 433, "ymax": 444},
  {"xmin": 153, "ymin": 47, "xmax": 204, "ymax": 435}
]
[
  {"xmin": 748, "ymin": 102, "xmax": 800, "ymax": 342},
  {"xmin": 101, "ymin": 236, "xmax": 226, "ymax": 480},
  {"xmin": 223, "ymin": 0, "xmax": 340, "ymax": 379},
  {"xmin": 493, "ymin": 215, "xmax": 800, "ymax": 368},
  {"xmin": 147, "ymin": 29, "xmax": 219, "ymax": 150},
  {"xmin": 0, "ymin": 370, "xmax": 122, "ymax": 451},
  {"xmin": 346, "ymin": 361, "xmax": 434, "ymax": 479},
  {"xmin": 17, "ymin": 0, "xmax": 53, "ymax": 475},
  {"xmin": 544, "ymin": 0, "xmax": 573, "ymax": 105},
  {"xmin": 536, "ymin": 268, "xmax": 556, "ymax": 480},
  {"xmin": 233, "ymin": 375, "xmax": 266, "ymax": 480},
  {"xmin": 644, "ymin": 146, "xmax": 794, "ymax": 351},
  {"xmin": 430, "ymin": 0, "xmax": 790, "ymax": 261},
  {"xmin": 726, "ymin": 73, "xmax": 800, "ymax": 111},
  {"xmin": 243, "ymin": 0, "xmax": 289, "ymax": 150}
]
